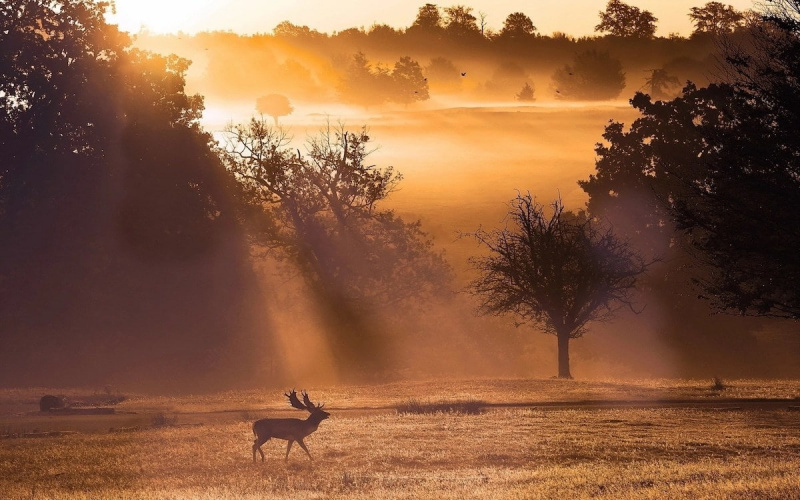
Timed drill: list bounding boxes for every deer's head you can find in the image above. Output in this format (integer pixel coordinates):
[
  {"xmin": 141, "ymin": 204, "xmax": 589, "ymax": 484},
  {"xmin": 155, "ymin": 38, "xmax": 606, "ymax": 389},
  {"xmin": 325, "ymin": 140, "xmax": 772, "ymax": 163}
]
[{"xmin": 285, "ymin": 389, "xmax": 330, "ymax": 421}]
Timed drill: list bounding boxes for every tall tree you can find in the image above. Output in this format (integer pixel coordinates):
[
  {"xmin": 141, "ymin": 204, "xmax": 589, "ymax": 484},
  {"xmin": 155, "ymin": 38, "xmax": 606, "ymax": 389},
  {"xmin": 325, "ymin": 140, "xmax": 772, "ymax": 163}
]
[
  {"xmin": 410, "ymin": 3, "xmax": 443, "ymax": 32},
  {"xmin": 467, "ymin": 195, "xmax": 648, "ymax": 378},
  {"xmin": 221, "ymin": 120, "xmax": 451, "ymax": 374},
  {"xmin": 595, "ymin": 0, "xmax": 658, "ymax": 38},
  {"xmin": 689, "ymin": 2, "xmax": 745, "ymax": 35},
  {"xmin": 581, "ymin": 1, "xmax": 800, "ymax": 319},
  {"xmin": 0, "ymin": 0, "xmax": 261, "ymax": 388},
  {"xmin": 337, "ymin": 52, "xmax": 391, "ymax": 108},
  {"xmin": 497, "ymin": 12, "xmax": 538, "ymax": 40},
  {"xmin": 443, "ymin": 5, "xmax": 481, "ymax": 39},
  {"xmin": 391, "ymin": 56, "xmax": 430, "ymax": 105}
]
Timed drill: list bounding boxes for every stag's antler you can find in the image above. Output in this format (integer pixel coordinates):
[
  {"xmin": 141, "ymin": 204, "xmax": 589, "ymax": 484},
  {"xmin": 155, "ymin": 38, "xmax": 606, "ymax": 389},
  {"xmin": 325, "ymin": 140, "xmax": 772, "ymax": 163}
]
[
  {"xmin": 302, "ymin": 391, "xmax": 318, "ymax": 410},
  {"xmin": 284, "ymin": 389, "xmax": 308, "ymax": 411}
]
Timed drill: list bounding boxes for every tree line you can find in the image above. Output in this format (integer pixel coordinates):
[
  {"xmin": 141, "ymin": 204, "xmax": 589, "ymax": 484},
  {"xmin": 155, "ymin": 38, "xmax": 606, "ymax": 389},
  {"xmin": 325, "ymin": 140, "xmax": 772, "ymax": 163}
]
[{"xmin": 135, "ymin": 2, "xmax": 751, "ymax": 108}]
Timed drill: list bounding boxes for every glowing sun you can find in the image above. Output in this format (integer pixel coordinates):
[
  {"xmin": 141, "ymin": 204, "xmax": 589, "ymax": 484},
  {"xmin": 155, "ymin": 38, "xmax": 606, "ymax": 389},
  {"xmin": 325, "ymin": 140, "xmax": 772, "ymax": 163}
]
[{"xmin": 107, "ymin": 0, "xmax": 222, "ymax": 34}]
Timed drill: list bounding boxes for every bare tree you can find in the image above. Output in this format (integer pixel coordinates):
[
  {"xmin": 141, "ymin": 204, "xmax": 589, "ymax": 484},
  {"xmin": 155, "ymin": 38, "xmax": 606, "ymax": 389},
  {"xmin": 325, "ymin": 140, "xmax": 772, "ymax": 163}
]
[
  {"xmin": 466, "ymin": 195, "xmax": 649, "ymax": 378},
  {"xmin": 478, "ymin": 11, "xmax": 489, "ymax": 36}
]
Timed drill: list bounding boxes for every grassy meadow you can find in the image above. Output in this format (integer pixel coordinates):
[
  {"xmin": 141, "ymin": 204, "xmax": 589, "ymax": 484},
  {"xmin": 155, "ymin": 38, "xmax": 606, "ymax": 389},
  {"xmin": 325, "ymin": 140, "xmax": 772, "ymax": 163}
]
[{"xmin": 2, "ymin": 378, "xmax": 800, "ymax": 499}]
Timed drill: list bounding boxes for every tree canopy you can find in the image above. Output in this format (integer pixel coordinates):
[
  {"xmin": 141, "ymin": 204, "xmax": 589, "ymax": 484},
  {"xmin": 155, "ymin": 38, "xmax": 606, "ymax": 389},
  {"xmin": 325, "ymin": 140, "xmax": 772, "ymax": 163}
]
[
  {"xmin": 443, "ymin": 5, "xmax": 481, "ymax": 39},
  {"xmin": 497, "ymin": 12, "xmax": 537, "ymax": 40},
  {"xmin": 689, "ymin": 2, "xmax": 745, "ymax": 35},
  {"xmin": 221, "ymin": 120, "xmax": 451, "ymax": 373},
  {"xmin": 467, "ymin": 195, "xmax": 647, "ymax": 378},
  {"xmin": 595, "ymin": 0, "xmax": 658, "ymax": 38},
  {"xmin": 0, "ymin": 0, "xmax": 262, "ymax": 388},
  {"xmin": 338, "ymin": 52, "xmax": 429, "ymax": 108},
  {"xmin": 582, "ymin": 1, "xmax": 800, "ymax": 319}
]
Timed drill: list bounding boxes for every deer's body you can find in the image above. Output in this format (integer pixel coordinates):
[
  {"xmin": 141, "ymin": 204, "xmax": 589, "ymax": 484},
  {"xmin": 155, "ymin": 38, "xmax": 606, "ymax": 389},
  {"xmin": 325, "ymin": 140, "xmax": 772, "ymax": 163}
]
[{"xmin": 252, "ymin": 390, "xmax": 329, "ymax": 462}]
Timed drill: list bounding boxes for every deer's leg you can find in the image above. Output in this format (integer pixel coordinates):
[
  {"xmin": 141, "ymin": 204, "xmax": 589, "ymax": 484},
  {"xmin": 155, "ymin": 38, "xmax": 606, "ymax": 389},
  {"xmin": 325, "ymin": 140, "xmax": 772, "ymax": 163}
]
[
  {"xmin": 285, "ymin": 440, "xmax": 294, "ymax": 461},
  {"xmin": 253, "ymin": 436, "xmax": 268, "ymax": 462},
  {"xmin": 297, "ymin": 438, "xmax": 313, "ymax": 461}
]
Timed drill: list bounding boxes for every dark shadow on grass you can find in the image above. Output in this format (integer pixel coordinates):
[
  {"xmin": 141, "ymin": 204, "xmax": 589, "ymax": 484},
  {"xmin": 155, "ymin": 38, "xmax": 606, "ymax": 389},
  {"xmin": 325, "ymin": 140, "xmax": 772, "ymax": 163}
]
[{"xmin": 395, "ymin": 399, "xmax": 487, "ymax": 415}]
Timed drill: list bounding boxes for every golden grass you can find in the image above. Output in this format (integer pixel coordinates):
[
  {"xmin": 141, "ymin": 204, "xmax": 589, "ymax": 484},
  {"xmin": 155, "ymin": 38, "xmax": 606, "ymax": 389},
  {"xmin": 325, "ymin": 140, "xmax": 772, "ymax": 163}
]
[
  {"xmin": 2, "ymin": 379, "xmax": 800, "ymax": 499},
  {"xmin": 90, "ymin": 377, "xmax": 800, "ymax": 413}
]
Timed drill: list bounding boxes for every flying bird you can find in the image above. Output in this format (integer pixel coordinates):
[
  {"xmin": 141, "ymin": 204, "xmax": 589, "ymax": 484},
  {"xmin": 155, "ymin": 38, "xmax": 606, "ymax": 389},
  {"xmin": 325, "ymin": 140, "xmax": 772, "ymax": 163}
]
[{"xmin": 461, "ymin": 72, "xmax": 467, "ymax": 77}]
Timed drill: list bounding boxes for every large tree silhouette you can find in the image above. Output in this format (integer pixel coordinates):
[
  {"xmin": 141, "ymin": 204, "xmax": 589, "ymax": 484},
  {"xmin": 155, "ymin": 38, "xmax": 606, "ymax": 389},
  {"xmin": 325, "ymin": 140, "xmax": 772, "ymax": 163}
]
[
  {"xmin": 467, "ymin": 195, "xmax": 647, "ymax": 378},
  {"xmin": 339, "ymin": 52, "xmax": 429, "ymax": 108},
  {"xmin": 496, "ymin": 12, "xmax": 538, "ymax": 41},
  {"xmin": 221, "ymin": 120, "xmax": 451, "ymax": 376},
  {"xmin": 392, "ymin": 56, "xmax": 430, "ymax": 105},
  {"xmin": 582, "ymin": 42, "xmax": 799, "ymax": 323},
  {"xmin": 595, "ymin": 0, "xmax": 658, "ymax": 38},
  {"xmin": 0, "ymin": 0, "xmax": 262, "ymax": 389},
  {"xmin": 582, "ymin": 1, "xmax": 800, "ymax": 319},
  {"xmin": 689, "ymin": 2, "xmax": 745, "ymax": 36}
]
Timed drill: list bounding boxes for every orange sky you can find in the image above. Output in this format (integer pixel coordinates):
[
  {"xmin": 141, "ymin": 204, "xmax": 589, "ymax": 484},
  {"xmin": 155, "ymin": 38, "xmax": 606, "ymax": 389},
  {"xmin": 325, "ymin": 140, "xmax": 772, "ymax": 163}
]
[{"xmin": 108, "ymin": 0, "xmax": 757, "ymax": 37}]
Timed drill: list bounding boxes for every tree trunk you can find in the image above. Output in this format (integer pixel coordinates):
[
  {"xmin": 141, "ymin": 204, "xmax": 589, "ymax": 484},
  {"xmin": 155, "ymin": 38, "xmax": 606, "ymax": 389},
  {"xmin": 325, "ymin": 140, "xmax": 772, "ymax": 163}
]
[{"xmin": 557, "ymin": 331, "xmax": 572, "ymax": 379}]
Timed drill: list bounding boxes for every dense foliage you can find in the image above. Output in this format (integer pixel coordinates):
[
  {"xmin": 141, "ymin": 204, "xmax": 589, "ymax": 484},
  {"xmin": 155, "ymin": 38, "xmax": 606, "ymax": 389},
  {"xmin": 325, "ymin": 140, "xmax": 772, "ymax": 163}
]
[
  {"xmin": 0, "ymin": 0, "xmax": 263, "ymax": 389},
  {"xmin": 221, "ymin": 120, "xmax": 451, "ymax": 373},
  {"xmin": 581, "ymin": 1, "xmax": 800, "ymax": 319}
]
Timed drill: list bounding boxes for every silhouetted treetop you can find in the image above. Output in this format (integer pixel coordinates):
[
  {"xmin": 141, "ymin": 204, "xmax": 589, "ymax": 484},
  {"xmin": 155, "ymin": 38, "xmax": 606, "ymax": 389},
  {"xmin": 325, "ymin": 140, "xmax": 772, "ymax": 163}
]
[
  {"xmin": 338, "ymin": 52, "xmax": 429, "ymax": 107},
  {"xmin": 221, "ymin": 120, "xmax": 451, "ymax": 370},
  {"xmin": 410, "ymin": 3, "xmax": 444, "ymax": 32},
  {"xmin": 583, "ymin": 0, "xmax": 800, "ymax": 319},
  {"xmin": 689, "ymin": 2, "xmax": 745, "ymax": 35},
  {"xmin": 643, "ymin": 68, "xmax": 681, "ymax": 100},
  {"xmin": 273, "ymin": 20, "xmax": 325, "ymax": 40},
  {"xmin": 497, "ymin": 12, "xmax": 538, "ymax": 40},
  {"xmin": 392, "ymin": 56, "xmax": 430, "ymax": 105},
  {"xmin": 595, "ymin": 0, "xmax": 658, "ymax": 38},
  {"xmin": 443, "ymin": 5, "xmax": 481, "ymax": 39}
]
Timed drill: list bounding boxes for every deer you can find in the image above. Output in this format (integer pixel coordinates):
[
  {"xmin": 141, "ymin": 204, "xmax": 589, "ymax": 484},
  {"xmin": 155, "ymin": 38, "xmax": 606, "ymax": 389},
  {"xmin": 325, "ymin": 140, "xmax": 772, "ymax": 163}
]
[{"xmin": 252, "ymin": 389, "xmax": 330, "ymax": 462}]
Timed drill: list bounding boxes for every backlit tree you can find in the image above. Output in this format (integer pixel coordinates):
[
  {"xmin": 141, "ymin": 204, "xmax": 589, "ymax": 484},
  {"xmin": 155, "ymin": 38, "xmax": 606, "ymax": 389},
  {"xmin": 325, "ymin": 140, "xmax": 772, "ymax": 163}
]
[
  {"xmin": 467, "ymin": 195, "xmax": 648, "ymax": 378},
  {"xmin": 689, "ymin": 2, "xmax": 745, "ymax": 35},
  {"xmin": 595, "ymin": 0, "xmax": 658, "ymax": 38},
  {"xmin": 256, "ymin": 94, "xmax": 294, "ymax": 125}
]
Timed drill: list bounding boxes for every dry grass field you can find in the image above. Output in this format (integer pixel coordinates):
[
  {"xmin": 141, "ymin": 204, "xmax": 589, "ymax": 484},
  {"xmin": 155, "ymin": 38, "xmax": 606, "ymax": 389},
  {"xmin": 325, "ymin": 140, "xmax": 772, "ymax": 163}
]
[{"xmin": 2, "ymin": 378, "xmax": 800, "ymax": 499}]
